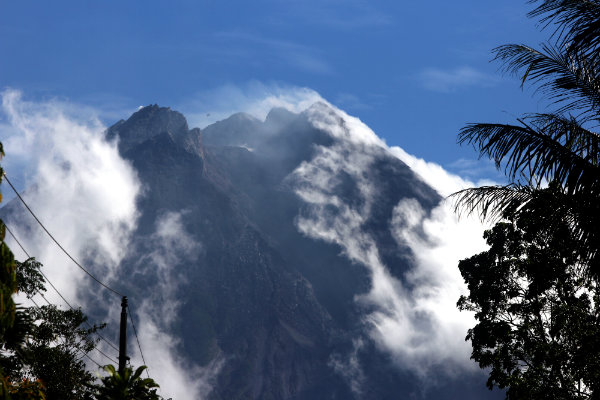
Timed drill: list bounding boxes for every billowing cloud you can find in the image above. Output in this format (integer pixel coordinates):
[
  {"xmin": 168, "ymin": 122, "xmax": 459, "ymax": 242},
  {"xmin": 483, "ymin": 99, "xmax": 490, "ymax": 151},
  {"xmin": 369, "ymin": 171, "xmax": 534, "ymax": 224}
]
[
  {"xmin": 0, "ymin": 90, "xmax": 220, "ymax": 400},
  {"xmin": 0, "ymin": 89, "xmax": 140, "ymax": 303},
  {"xmin": 290, "ymin": 100, "xmax": 492, "ymax": 382},
  {"xmin": 390, "ymin": 146, "xmax": 500, "ymax": 197},
  {"xmin": 369, "ymin": 198, "xmax": 489, "ymax": 378}
]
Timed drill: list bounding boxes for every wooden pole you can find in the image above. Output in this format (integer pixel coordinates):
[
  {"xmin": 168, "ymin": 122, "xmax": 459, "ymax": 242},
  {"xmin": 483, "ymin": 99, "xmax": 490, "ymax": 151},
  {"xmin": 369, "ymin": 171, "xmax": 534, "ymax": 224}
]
[{"xmin": 118, "ymin": 296, "xmax": 128, "ymax": 375}]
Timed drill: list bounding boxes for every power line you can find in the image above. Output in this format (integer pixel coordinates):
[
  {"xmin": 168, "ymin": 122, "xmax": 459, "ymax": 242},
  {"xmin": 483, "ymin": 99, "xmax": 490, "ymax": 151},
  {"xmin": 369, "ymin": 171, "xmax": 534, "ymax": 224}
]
[
  {"xmin": 36, "ymin": 292, "xmax": 117, "ymax": 364},
  {"xmin": 2, "ymin": 172, "xmax": 152, "ymax": 374},
  {"xmin": 29, "ymin": 296, "xmax": 108, "ymax": 368},
  {"xmin": 4, "ymin": 223, "xmax": 75, "ymax": 309},
  {"xmin": 3, "ymin": 222, "xmax": 120, "ymax": 354},
  {"xmin": 2, "ymin": 172, "xmax": 124, "ymax": 297},
  {"xmin": 91, "ymin": 343, "xmax": 118, "ymax": 364},
  {"xmin": 127, "ymin": 302, "xmax": 150, "ymax": 378},
  {"xmin": 4, "ymin": 222, "xmax": 75, "ymax": 309}
]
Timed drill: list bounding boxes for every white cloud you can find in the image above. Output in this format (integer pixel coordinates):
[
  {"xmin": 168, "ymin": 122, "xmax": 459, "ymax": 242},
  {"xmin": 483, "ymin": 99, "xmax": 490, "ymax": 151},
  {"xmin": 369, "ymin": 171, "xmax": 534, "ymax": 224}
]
[
  {"xmin": 389, "ymin": 146, "xmax": 500, "ymax": 197},
  {"xmin": 0, "ymin": 89, "xmax": 140, "ymax": 302},
  {"xmin": 418, "ymin": 66, "xmax": 499, "ymax": 93},
  {"xmin": 0, "ymin": 90, "xmax": 220, "ymax": 400},
  {"xmin": 289, "ymin": 100, "xmax": 492, "ymax": 381},
  {"xmin": 132, "ymin": 315, "xmax": 224, "ymax": 400},
  {"xmin": 328, "ymin": 338, "xmax": 365, "ymax": 396},
  {"xmin": 368, "ymin": 198, "xmax": 489, "ymax": 378}
]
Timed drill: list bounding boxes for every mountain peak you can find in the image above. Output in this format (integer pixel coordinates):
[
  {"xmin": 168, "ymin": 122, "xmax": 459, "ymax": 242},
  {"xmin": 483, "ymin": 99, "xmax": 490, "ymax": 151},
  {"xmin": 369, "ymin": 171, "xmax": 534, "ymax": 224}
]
[
  {"xmin": 107, "ymin": 104, "xmax": 190, "ymax": 153},
  {"xmin": 265, "ymin": 107, "xmax": 297, "ymax": 126}
]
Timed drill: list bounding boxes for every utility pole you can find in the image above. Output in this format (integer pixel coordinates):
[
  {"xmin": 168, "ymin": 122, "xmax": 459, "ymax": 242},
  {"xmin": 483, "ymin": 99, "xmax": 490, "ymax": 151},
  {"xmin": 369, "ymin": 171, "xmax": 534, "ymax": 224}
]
[{"xmin": 118, "ymin": 296, "xmax": 128, "ymax": 375}]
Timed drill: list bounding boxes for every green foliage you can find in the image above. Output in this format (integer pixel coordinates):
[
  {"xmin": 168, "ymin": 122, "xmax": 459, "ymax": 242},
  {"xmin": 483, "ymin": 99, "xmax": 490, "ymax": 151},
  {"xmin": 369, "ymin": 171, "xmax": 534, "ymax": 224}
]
[
  {"xmin": 2, "ymin": 255, "xmax": 102, "ymax": 398},
  {"xmin": 0, "ymin": 304, "xmax": 102, "ymax": 400},
  {"xmin": 0, "ymin": 222, "xmax": 17, "ymax": 345},
  {"xmin": 0, "ymin": 249, "xmax": 102, "ymax": 399},
  {"xmin": 0, "ymin": 141, "xmax": 25, "ymax": 400},
  {"xmin": 454, "ymin": 1, "xmax": 600, "ymax": 398},
  {"xmin": 15, "ymin": 259, "xmax": 45, "ymax": 300},
  {"xmin": 93, "ymin": 365, "xmax": 161, "ymax": 400},
  {"xmin": 1, "ymin": 378, "xmax": 45, "ymax": 400},
  {"xmin": 458, "ymin": 183, "xmax": 600, "ymax": 398}
]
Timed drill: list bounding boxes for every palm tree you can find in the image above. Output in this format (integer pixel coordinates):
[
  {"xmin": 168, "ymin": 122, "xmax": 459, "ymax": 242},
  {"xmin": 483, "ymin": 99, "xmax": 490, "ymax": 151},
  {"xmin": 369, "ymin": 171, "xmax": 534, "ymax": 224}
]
[
  {"xmin": 453, "ymin": 0, "xmax": 600, "ymax": 275},
  {"xmin": 94, "ymin": 365, "xmax": 161, "ymax": 400}
]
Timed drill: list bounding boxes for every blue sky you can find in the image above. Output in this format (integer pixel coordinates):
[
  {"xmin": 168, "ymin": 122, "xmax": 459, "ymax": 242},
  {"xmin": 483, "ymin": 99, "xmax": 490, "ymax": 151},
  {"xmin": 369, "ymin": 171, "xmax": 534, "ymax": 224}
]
[
  {"xmin": 0, "ymin": 4, "xmax": 559, "ymax": 394},
  {"xmin": 1, "ymin": 1, "xmax": 550, "ymax": 180}
]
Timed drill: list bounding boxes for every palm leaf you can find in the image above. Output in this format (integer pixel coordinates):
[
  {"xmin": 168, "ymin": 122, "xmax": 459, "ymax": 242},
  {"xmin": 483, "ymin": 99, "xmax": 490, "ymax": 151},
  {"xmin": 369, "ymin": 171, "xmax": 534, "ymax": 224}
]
[
  {"xmin": 528, "ymin": 0, "xmax": 600, "ymax": 62},
  {"xmin": 452, "ymin": 183, "xmax": 600, "ymax": 276},
  {"xmin": 458, "ymin": 115, "xmax": 600, "ymax": 194},
  {"xmin": 450, "ymin": 184, "xmax": 533, "ymax": 221},
  {"xmin": 493, "ymin": 43, "xmax": 600, "ymax": 121}
]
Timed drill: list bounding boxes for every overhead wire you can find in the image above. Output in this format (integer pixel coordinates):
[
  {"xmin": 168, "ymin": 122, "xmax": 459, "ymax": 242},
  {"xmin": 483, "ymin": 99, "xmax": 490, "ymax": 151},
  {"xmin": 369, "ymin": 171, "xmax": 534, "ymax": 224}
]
[
  {"xmin": 2, "ymin": 172, "xmax": 124, "ymax": 297},
  {"xmin": 3, "ymin": 222, "xmax": 120, "ymax": 355},
  {"xmin": 2, "ymin": 171, "xmax": 154, "ymax": 375},
  {"xmin": 126, "ymin": 301, "xmax": 150, "ymax": 378},
  {"xmin": 37, "ymin": 292, "xmax": 119, "ymax": 362},
  {"xmin": 28, "ymin": 294, "xmax": 108, "ymax": 368}
]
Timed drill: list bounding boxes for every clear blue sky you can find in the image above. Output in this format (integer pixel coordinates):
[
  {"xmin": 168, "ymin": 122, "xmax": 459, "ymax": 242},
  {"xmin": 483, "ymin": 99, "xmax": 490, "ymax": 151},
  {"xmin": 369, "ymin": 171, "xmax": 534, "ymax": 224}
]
[{"xmin": 1, "ymin": 1, "xmax": 550, "ymax": 179}]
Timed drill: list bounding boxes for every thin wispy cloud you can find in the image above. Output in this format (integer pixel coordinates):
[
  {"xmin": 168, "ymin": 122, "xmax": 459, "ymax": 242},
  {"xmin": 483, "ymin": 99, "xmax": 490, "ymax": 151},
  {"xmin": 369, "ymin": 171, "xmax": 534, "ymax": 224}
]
[
  {"xmin": 128, "ymin": 211, "xmax": 222, "ymax": 400},
  {"xmin": 418, "ymin": 66, "xmax": 499, "ymax": 93},
  {"xmin": 445, "ymin": 158, "xmax": 506, "ymax": 185},
  {"xmin": 213, "ymin": 31, "xmax": 332, "ymax": 75},
  {"xmin": 328, "ymin": 338, "xmax": 365, "ymax": 396},
  {"xmin": 179, "ymin": 82, "xmax": 324, "ymax": 129},
  {"xmin": 334, "ymin": 92, "xmax": 372, "ymax": 111}
]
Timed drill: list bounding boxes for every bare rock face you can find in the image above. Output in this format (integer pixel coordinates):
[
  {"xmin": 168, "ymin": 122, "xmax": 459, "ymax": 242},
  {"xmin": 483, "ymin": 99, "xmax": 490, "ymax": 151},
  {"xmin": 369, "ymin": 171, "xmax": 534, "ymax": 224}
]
[{"xmin": 107, "ymin": 105, "xmax": 192, "ymax": 154}]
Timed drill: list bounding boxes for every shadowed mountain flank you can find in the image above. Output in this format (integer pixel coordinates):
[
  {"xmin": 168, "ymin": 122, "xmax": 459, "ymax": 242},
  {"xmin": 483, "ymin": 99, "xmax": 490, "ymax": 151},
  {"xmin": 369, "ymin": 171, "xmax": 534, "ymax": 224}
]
[{"xmin": 2, "ymin": 103, "xmax": 499, "ymax": 399}]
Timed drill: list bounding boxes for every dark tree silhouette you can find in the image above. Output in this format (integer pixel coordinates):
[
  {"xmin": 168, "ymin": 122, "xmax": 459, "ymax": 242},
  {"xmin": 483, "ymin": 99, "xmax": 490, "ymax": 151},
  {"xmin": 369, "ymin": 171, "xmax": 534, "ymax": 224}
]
[
  {"xmin": 458, "ymin": 183, "xmax": 600, "ymax": 398},
  {"xmin": 454, "ymin": 1, "xmax": 600, "ymax": 398}
]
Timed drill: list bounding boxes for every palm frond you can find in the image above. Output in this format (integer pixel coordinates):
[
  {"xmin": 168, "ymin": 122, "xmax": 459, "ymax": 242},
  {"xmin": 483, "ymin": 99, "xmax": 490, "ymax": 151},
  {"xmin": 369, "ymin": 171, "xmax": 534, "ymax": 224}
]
[
  {"xmin": 458, "ymin": 115, "xmax": 600, "ymax": 193},
  {"xmin": 453, "ymin": 183, "xmax": 600, "ymax": 275},
  {"xmin": 528, "ymin": 0, "xmax": 600, "ymax": 62},
  {"xmin": 493, "ymin": 43, "xmax": 600, "ymax": 121},
  {"xmin": 450, "ymin": 184, "xmax": 533, "ymax": 221}
]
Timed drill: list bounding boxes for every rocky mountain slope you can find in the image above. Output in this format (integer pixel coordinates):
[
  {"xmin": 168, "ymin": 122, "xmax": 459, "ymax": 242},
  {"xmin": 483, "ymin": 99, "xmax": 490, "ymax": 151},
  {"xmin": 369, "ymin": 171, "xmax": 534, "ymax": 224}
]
[{"xmin": 3, "ymin": 102, "xmax": 500, "ymax": 399}]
